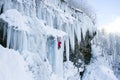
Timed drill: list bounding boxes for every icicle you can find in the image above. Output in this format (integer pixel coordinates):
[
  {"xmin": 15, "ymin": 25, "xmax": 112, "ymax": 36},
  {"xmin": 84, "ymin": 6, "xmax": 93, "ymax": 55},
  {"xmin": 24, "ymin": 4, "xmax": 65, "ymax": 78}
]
[
  {"xmin": 13, "ymin": 29, "xmax": 17, "ymax": 50},
  {"xmin": 56, "ymin": 38, "xmax": 59, "ymax": 74},
  {"xmin": 77, "ymin": 22, "xmax": 81, "ymax": 44},
  {"xmin": 59, "ymin": 38, "xmax": 64, "ymax": 77},
  {"xmin": 18, "ymin": 31, "xmax": 23, "ymax": 52},
  {"xmin": 53, "ymin": 38, "xmax": 57, "ymax": 73},
  {"xmin": 3, "ymin": 23, "xmax": 7, "ymax": 41},
  {"xmin": 10, "ymin": 27, "xmax": 14, "ymax": 48},
  {"xmin": 66, "ymin": 37, "xmax": 69, "ymax": 62},
  {"xmin": 22, "ymin": 31, "xmax": 28, "ymax": 50},
  {"xmin": 69, "ymin": 24, "xmax": 75, "ymax": 50},
  {"xmin": 7, "ymin": 26, "xmax": 12, "ymax": 48}
]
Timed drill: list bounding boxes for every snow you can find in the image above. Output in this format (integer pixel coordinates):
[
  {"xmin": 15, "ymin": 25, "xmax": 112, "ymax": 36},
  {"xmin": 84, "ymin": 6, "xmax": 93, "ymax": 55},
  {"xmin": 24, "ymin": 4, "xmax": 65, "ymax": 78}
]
[
  {"xmin": 17, "ymin": 0, "xmax": 22, "ymax": 3},
  {"xmin": 0, "ymin": 45, "xmax": 33, "ymax": 80},
  {"xmin": 83, "ymin": 45, "xmax": 118, "ymax": 80},
  {"xmin": 45, "ymin": 26, "xmax": 67, "ymax": 38},
  {"xmin": 63, "ymin": 61, "xmax": 81, "ymax": 80},
  {"xmin": 21, "ymin": 50, "xmax": 52, "ymax": 80}
]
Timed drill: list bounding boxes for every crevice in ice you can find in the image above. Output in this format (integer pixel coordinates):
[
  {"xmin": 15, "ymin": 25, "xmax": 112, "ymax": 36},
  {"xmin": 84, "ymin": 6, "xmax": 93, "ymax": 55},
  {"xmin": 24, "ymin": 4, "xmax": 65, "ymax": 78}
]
[
  {"xmin": 0, "ymin": 20, "xmax": 7, "ymax": 47},
  {"xmin": 0, "ymin": 4, "xmax": 4, "ymax": 15},
  {"xmin": 63, "ymin": 41, "xmax": 67, "ymax": 62}
]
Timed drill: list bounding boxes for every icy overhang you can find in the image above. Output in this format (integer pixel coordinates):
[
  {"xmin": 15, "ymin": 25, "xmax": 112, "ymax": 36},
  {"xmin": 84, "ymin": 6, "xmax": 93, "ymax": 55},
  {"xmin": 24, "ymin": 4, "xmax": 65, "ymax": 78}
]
[
  {"xmin": 45, "ymin": 26, "xmax": 67, "ymax": 39},
  {"xmin": 0, "ymin": 9, "xmax": 67, "ymax": 38},
  {"xmin": 0, "ymin": 9, "xmax": 30, "ymax": 32}
]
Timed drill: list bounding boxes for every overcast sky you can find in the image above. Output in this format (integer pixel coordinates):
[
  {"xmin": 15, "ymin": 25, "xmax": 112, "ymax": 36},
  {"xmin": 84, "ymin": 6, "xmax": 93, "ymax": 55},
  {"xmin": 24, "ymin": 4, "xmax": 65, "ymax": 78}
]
[{"xmin": 87, "ymin": 0, "xmax": 120, "ymax": 33}]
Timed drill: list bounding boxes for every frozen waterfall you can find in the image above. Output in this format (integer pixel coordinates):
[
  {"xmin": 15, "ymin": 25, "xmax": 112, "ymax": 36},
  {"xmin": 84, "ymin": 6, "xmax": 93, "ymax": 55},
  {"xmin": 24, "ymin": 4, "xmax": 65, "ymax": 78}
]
[{"xmin": 0, "ymin": 0, "xmax": 95, "ymax": 80}]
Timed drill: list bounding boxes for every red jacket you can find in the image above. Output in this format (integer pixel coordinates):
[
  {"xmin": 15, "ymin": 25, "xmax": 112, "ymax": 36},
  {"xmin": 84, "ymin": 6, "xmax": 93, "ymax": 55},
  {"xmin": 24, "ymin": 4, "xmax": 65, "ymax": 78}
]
[{"xmin": 58, "ymin": 41, "xmax": 61, "ymax": 49}]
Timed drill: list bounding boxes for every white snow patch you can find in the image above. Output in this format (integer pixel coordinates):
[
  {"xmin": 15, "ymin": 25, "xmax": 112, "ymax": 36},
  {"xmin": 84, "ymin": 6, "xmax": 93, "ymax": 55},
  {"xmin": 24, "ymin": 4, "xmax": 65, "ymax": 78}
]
[
  {"xmin": 45, "ymin": 26, "xmax": 67, "ymax": 38},
  {"xmin": 63, "ymin": 61, "xmax": 81, "ymax": 80},
  {"xmin": 0, "ymin": 45, "xmax": 33, "ymax": 80}
]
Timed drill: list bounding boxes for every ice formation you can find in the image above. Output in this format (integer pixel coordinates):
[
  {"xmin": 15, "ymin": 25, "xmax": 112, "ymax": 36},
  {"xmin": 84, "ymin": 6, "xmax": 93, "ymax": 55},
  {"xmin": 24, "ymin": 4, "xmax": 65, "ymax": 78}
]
[{"xmin": 0, "ymin": 0, "xmax": 96, "ymax": 80}]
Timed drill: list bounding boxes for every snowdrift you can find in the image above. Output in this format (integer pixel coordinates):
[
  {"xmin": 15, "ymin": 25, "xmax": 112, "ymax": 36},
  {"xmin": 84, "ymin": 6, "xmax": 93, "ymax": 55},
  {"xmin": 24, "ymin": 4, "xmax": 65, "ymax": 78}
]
[{"xmin": 0, "ymin": 45, "xmax": 33, "ymax": 80}]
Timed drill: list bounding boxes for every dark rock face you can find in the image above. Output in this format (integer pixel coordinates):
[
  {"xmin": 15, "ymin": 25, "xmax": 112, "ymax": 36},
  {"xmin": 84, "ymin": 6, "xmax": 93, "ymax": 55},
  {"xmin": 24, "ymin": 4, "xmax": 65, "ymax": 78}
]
[
  {"xmin": 63, "ymin": 42, "xmax": 67, "ymax": 62},
  {"xmin": 0, "ymin": 4, "xmax": 4, "ymax": 15},
  {"xmin": 71, "ymin": 32, "xmax": 84, "ymax": 68},
  {"xmin": 80, "ymin": 30, "xmax": 93, "ymax": 64},
  {"xmin": 68, "ymin": 29, "xmax": 96, "ymax": 65},
  {"xmin": 63, "ymin": 28, "xmax": 96, "ymax": 79},
  {"xmin": 71, "ymin": 29, "xmax": 96, "ymax": 78},
  {"xmin": 0, "ymin": 21, "xmax": 7, "ymax": 47},
  {"xmin": 60, "ymin": 0, "xmax": 65, "ymax": 2}
]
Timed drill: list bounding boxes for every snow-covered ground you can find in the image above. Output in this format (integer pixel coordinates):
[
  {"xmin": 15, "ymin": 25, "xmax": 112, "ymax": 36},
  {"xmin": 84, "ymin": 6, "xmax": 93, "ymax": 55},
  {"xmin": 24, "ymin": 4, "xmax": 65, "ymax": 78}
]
[
  {"xmin": 0, "ymin": 44, "xmax": 118, "ymax": 80},
  {"xmin": 0, "ymin": 43, "xmax": 81, "ymax": 80},
  {"xmin": 63, "ymin": 61, "xmax": 82, "ymax": 80},
  {"xmin": 0, "ymin": 45, "xmax": 34, "ymax": 80},
  {"xmin": 83, "ymin": 45, "xmax": 118, "ymax": 80}
]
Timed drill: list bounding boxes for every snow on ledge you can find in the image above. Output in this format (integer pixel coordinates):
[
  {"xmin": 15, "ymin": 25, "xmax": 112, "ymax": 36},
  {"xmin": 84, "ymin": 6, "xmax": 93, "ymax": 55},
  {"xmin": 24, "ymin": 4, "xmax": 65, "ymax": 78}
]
[
  {"xmin": 0, "ymin": 9, "xmax": 67, "ymax": 38},
  {"xmin": 45, "ymin": 26, "xmax": 67, "ymax": 38},
  {"xmin": 0, "ymin": 9, "xmax": 30, "ymax": 32}
]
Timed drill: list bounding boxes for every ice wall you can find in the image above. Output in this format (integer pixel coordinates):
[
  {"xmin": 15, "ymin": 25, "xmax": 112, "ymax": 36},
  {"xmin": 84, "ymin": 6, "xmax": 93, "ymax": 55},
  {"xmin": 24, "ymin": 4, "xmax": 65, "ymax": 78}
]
[
  {"xmin": 0, "ymin": 0, "xmax": 95, "ymax": 49},
  {"xmin": 0, "ymin": 0, "xmax": 95, "ymax": 80}
]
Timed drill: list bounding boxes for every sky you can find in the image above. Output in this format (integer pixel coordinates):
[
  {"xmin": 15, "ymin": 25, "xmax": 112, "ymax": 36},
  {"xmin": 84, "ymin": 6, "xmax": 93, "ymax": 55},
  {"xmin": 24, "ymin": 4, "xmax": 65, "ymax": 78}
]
[{"xmin": 87, "ymin": 0, "xmax": 120, "ymax": 33}]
